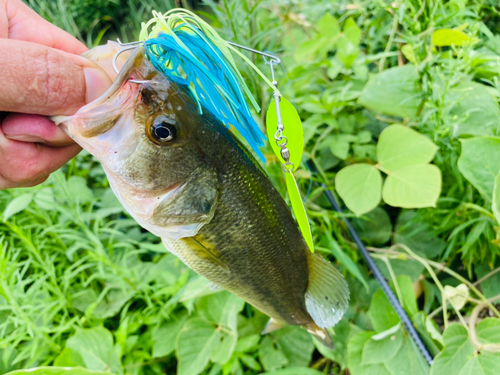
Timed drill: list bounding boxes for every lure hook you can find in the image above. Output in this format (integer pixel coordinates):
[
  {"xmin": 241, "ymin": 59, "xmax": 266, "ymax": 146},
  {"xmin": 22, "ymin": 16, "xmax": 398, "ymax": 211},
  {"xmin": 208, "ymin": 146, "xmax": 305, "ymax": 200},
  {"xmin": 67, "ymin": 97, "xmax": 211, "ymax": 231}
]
[{"xmin": 112, "ymin": 39, "xmax": 149, "ymax": 84}]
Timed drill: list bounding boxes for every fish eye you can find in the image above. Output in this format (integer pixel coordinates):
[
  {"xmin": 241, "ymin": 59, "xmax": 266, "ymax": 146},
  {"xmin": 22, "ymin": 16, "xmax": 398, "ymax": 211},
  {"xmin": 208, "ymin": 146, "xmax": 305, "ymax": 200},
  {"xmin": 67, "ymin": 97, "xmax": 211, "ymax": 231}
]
[{"xmin": 149, "ymin": 116, "xmax": 177, "ymax": 143}]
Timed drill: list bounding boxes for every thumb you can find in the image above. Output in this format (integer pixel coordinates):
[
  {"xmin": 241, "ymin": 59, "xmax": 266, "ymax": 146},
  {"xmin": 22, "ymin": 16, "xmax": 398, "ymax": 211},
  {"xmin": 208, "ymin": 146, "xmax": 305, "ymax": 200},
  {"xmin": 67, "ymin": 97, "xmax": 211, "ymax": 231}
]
[{"xmin": 0, "ymin": 39, "xmax": 112, "ymax": 116}]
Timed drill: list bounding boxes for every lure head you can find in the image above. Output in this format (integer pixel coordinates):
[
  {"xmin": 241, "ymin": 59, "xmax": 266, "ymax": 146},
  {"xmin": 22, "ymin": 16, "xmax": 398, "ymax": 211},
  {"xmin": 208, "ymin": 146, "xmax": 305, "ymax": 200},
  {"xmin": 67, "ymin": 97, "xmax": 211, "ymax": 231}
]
[{"xmin": 56, "ymin": 44, "xmax": 224, "ymax": 239}]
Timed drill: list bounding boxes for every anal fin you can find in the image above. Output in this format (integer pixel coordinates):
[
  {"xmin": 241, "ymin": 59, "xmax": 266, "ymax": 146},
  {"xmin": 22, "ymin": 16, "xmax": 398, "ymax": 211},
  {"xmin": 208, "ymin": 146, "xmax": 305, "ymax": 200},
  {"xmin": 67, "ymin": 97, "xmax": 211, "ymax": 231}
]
[
  {"xmin": 262, "ymin": 318, "xmax": 287, "ymax": 335},
  {"xmin": 305, "ymin": 253, "xmax": 350, "ymax": 329}
]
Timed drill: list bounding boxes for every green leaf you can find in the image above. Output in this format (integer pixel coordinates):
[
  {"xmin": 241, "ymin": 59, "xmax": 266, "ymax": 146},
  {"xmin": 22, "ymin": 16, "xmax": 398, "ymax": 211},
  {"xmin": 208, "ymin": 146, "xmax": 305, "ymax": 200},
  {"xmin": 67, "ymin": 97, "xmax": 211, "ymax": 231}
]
[
  {"xmin": 261, "ymin": 368, "xmax": 324, "ymax": 375},
  {"xmin": 493, "ymin": 172, "xmax": 500, "ymax": 225},
  {"xmin": 67, "ymin": 176, "xmax": 94, "ymax": 203},
  {"xmin": 377, "ymin": 125, "xmax": 438, "ymax": 171},
  {"xmin": 273, "ymin": 326, "xmax": 315, "ymax": 367},
  {"xmin": 458, "ymin": 354, "xmax": 500, "ymax": 375},
  {"xmin": 430, "ymin": 324, "xmax": 474, "ymax": 375},
  {"xmin": 394, "ymin": 210, "xmax": 446, "ymax": 259},
  {"xmin": 53, "ymin": 348, "xmax": 85, "ymax": 367},
  {"xmin": 358, "ymin": 65, "xmax": 422, "ymax": 119},
  {"xmin": 477, "ymin": 318, "xmax": 500, "ymax": 344},
  {"xmin": 64, "ymin": 327, "xmax": 122, "ymax": 374},
  {"xmin": 382, "ymin": 164, "xmax": 442, "ymax": 208},
  {"xmin": 322, "ymin": 231, "xmax": 369, "ymax": 292},
  {"xmin": 344, "ymin": 17, "xmax": 361, "ymax": 46},
  {"xmin": 329, "ymin": 134, "xmax": 357, "ymax": 159},
  {"xmin": 239, "ymin": 354, "xmax": 261, "ymax": 371},
  {"xmin": 432, "ymin": 29, "xmax": 470, "ymax": 46},
  {"xmin": 447, "ymin": 82, "xmax": 500, "ymax": 138},
  {"xmin": 352, "ymin": 207, "xmax": 392, "ymax": 246},
  {"xmin": 335, "ymin": 163, "xmax": 382, "ymax": 216},
  {"xmin": 313, "ymin": 321, "xmax": 361, "ymax": 370},
  {"xmin": 266, "ymin": 97, "xmax": 304, "ymax": 171},
  {"xmin": 176, "ymin": 318, "xmax": 221, "ymax": 375},
  {"xmin": 34, "ymin": 188, "xmax": 55, "ymax": 211},
  {"xmin": 4, "ymin": 368, "xmax": 115, "ymax": 375},
  {"xmin": 367, "ymin": 289, "xmax": 399, "ymax": 332},
  {"xmin": 361, "ymin": 327, "xmax": 403, "ymax": 364},
  {"xmin": 286, "ymin": 172, "xmax": 314, "ymax": 251},
  {"xmin": 348, "ymin": 332, "xmax": 391, "ymax": 375},
  {"xmin": 317, "ymin": 13, "xmax": 340, "ymax": 37},
  {"xmin": 401, "ymin": 44, "xmax": 417, "ymax": 64},
  {"xmin": 395, "ymin": 275, "xmax": 418, "ymax": 317},
  {"xmin": 2, "ymin": 193, "xmax": 33, "ymax": 221},
  {"xmin": 258, "ymin": 336, "xmax": 289, "ymax": 371},
  {"xmin": 152, "ymin": 313, "xmax": 188, "ymax": 358},
  {"xmin": 458, "ymin": 136, "xmax": 500, "ymax": 199},
  {"xmin": 211, "ymin": 333, "xmax": 236, "ymax": 365}
]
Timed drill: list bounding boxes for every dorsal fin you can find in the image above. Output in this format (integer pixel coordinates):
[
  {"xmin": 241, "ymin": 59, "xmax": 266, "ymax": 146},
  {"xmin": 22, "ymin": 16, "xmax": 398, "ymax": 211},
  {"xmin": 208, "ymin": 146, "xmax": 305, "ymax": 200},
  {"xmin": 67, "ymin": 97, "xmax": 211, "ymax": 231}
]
[{"xmin": 305, "ymin": 253, "xmax": 349, "ymax": 328}]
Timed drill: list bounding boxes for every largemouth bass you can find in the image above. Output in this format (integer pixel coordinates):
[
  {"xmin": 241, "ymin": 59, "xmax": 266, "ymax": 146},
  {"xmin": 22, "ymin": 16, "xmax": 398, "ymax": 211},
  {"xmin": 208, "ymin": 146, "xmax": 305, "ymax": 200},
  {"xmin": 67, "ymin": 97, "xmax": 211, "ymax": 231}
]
[{"xmin": 55, "ymin": 45, "xmax": 349, "ymax": 347}]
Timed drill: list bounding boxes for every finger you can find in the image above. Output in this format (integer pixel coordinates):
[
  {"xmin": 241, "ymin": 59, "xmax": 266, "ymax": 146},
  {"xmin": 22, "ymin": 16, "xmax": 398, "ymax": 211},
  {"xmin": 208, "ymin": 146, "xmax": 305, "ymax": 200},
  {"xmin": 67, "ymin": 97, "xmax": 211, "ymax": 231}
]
[
  {"xmin": 0, "ymin": 120, "xmax": 81, "ymax": 184},
  {"xmin": 2, "ymin": 113, "xmax": 75, "ymax": 147},
  {"xmin": 0, "ymin": 0, "xmax": 87, "ymax": 54},
  {"xmin": 0, "ymin": 39, "xmax": 112, "ymax": 115},
  {"xmin": 0, "ymin": 173, "xmax": 48, "ymax": 190}
]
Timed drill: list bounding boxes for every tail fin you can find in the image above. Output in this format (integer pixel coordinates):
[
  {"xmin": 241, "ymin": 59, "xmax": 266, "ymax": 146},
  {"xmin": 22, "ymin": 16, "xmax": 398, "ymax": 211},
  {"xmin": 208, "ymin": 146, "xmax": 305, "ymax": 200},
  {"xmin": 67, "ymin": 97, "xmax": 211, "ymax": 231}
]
[
  {"xmin": 304, "ymin": 322, "xmax": 334, "ymax": 349},
  {"xmin": 305, "ymin": 253, "xmax": 350, "ymax": 329}
]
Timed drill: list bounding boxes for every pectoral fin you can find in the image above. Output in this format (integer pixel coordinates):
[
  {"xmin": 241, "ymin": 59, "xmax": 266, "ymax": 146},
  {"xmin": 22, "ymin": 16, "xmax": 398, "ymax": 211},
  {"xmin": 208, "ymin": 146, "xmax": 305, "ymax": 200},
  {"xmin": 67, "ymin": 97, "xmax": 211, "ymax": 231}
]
[
  {"xmin": 305, "ymin": 253, "xmax": 349, "ymax": 329},
  {"xmin": 181, "ymin": 237, "xmax": 229, "ymax": 273}
]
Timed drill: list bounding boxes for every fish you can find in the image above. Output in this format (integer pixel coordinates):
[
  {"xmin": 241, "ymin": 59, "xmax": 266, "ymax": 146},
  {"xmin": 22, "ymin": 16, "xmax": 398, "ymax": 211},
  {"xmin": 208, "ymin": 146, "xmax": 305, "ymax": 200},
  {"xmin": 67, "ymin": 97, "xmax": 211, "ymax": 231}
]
[{"xmin": 54, "ymin": 44, "xmax": 349, "ymax": 347}]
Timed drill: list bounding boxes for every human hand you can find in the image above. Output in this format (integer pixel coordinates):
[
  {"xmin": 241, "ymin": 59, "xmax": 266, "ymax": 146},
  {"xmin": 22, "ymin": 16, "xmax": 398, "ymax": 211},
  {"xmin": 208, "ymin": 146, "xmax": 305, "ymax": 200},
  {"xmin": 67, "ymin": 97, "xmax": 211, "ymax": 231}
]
[{"xmin": 0, "ymin": 0, "xmax": 112, "ymax": 189}]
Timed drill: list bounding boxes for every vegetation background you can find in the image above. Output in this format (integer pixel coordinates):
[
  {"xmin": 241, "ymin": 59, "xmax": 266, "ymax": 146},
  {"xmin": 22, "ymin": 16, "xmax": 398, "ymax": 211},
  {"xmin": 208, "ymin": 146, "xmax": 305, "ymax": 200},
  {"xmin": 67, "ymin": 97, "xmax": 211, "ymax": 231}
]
[{"xmin": 3, "ymin": 0, "xmax": 500, "ymax": 374}]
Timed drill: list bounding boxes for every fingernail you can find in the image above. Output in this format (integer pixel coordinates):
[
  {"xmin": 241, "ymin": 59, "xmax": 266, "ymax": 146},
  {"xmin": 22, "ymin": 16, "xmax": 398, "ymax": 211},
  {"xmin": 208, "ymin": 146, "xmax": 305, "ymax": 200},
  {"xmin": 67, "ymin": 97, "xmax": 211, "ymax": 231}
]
[
  {"xmin": 5, "ymin": 134, "xmax": 47, "ymax": 143},
  {"xmin": 84, "ymin": 67, "xmax": 112, "ymax": 103}
]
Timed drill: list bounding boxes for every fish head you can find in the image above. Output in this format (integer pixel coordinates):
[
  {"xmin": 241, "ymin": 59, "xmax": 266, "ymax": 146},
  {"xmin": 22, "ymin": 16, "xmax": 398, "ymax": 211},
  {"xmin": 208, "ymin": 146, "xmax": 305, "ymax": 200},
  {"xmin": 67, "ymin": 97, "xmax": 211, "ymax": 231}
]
[{"xmin": 56, "ymin": 45, "xmax": 221, "ymax": 239}]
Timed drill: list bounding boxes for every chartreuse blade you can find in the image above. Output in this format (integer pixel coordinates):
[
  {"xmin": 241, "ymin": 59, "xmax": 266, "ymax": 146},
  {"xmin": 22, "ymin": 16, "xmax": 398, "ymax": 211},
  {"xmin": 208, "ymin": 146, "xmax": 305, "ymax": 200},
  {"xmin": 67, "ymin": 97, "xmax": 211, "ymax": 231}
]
[
  {"xmin": 266, "ymin": 97, "xmax": 304, "ymax": 171},
  {"xmin": 286, "ymin": 172, "xmax": 314, "ymax": 252}
]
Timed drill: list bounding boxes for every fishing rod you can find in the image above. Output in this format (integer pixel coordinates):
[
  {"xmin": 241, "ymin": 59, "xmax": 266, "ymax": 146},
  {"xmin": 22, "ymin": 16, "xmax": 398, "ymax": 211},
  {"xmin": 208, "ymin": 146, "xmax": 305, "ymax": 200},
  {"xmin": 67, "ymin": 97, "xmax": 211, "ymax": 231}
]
[{"xmin": 319, "ymin": 182, "xmax": 434, "ymax": 366}]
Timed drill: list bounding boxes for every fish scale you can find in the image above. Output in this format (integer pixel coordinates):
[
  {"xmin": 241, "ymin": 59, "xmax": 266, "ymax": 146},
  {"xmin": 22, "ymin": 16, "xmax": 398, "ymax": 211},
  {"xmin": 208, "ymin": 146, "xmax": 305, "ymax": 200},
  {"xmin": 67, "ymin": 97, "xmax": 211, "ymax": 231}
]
[{"xmin": 54, "ymin": 45, "xmax": 349, "ymax": 347}]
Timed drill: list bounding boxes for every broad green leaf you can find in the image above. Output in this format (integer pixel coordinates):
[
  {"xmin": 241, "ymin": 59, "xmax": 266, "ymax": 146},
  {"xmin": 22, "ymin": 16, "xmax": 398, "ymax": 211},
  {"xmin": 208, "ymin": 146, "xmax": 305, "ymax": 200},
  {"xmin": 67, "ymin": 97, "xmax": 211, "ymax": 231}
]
[
  {"xmin": 329, "ymin": 134, "xmax": 357, "ymax": 160},
  {"xmin": 382, "ymin": 164, "xmax": 441, "ymax": 208},
  {"xmin": 377, "ymin": 125, "xmax": 438, "ymax": 171},
  {"xmin": 258, "ymin": 336, "xmax": 288, "ymax": 371},
  {"xmin": 261, "ymin": 367, "xmax": 324, "ymax": 375},
  {"xmin": 361, "ymin": 327, "xmax": 403, "ymax": 364},
  {"xmin": 335, "ymin": 163, "xmax": 382, "ymax": 216},
  {"xmin": 493, "ymin": 172, "xmax": 500, "ymax": 225},
  {"xmin": 448, "ymin": 82, "xmax": 500, "ymax": 137},
  {"xmin": 152, "ymin": 313, "xmax": 188, "ymax": 358},
  {"xmin": 348, "ymin": 332, "xmax": 391, "ymax": 375},
  {"xmin": 234, "ymin": 334, "xmax": 260, "ymax": 352},
  {"xmin": 64, "ymin": 327, "xmax": 122, "ymax": 374},
  {"xmin": 317, "ymin": 13, "xmax": 340, "ymax": 37},
  {"xmin": 344, "ymin": 17, "xmax": 361, "ymax": 46},
  {"xmin": 177, "ymin": 318, "xmax": 221, "ymax": 375},
  {"xmin": 4, "ymin": 368, "xmax": 114, "ymax": 375},
  {"xmin": 322, "ymin": 231, "xmax": 369, "ymax": 291},
  {"xmin": 313, "ymin": 321, "xmax": 362, "ymax": 370},
  {"xmin": 358, "ymin": 65, "xmax": 422, "ymax": 119},
  {"xmin": 2, "ymin": 193, "xmax": 33, "ymax": 221},
  {"xmin": 458, "ymin": 354, "xmax": 500, "ymax": 375},
  {"xmin": 53, "ymin": 348, "xmax": 85, "ymax": 367},
  {"xmin": 273, "ymin": 326, "xmax": 314, "ymax": 367},
  {"xmin": 475, "ymin": 263, "xmax": 500, "ymax": 299},
  {"xmin": 352, "ymin": 207, "xmax": 392, "ymax": 246},
  {"xmin": 401, "ymin": 44, "xmax": 417, "ymax": 64},
  {"xmin": 395, "ymin": 275, "xmax": 418, "ymax": 317},
  {"xmin": 210, "ymin": 333, "xmax": 236, "ymax": 365},
  {"xmin": 383, "ymin": 335, "xmax": 429, "ymax": 375},
  {"xmin": 266, "ymin": 97, "xmax": 304, "ymax": 171},
  {"xmin": 367, "ymin": 289, "xmax": 399, "ymax": 332},
  {"xmin": 430, "ymin": 324, "xmax": 474, "ymax": 375},
  {"xmin": 411, "ymin": 313, "xmax": 442, "ymax": 357},
  {"xmin": 239, "ymin": 354, "xmax": 261, "ymax": 371},
  {"xmin": 286, "ymin": 172, "xmax": 314, "ymax": 251},
  {"xmin": 458, "ymin": 136, "xmax": 500, "ymax": 199},
  {"xmin": 477, "ymin": 318, "xmax": 500, "ymax": 344},
  {"xmin": 432, "ymin": 29, "xmax": 470, "ymax": 46}
]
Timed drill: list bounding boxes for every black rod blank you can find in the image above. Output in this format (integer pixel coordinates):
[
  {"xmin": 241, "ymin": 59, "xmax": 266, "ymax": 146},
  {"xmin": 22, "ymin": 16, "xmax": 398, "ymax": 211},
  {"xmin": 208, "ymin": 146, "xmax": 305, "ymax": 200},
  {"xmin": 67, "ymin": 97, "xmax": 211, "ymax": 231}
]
[{"xmin": 322, "ymin": 186, "xmax": 434, "ymax": 366}]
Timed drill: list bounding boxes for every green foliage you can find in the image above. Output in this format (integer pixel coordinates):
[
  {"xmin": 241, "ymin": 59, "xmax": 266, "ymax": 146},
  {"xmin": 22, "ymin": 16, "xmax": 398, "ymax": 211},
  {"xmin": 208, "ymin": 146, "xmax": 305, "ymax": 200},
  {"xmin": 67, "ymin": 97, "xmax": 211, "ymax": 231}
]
[{"xmin": 7, "ymin": 0, "xmax": 500, "ymax": 374}]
